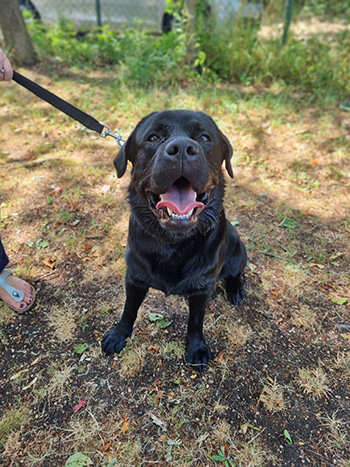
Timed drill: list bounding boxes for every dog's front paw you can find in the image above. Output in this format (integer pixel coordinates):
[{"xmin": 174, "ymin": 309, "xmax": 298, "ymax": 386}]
[
  {"xmin": 101, "ymin": 328, "xmax": 130, "ymax": 355},
  {"xmin": 226, "ymin": 274, "xmax": 246, "ymax": 306},
  {"xmin": 227, "ymin": 286, "xmax": 246, "ymax": 306},
  {"xmin": 185, "ymin": 339, "xmax": 213, "ymax": 372}
]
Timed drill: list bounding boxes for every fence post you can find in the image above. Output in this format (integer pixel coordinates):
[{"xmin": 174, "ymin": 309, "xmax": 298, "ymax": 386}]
[
  {"xmin": 282, "ymin": 0, "xmax": 293, "ymax": 45},
  {"xmin": 95, "ymin": 0, "xmax": 102, "ymax": 27}
]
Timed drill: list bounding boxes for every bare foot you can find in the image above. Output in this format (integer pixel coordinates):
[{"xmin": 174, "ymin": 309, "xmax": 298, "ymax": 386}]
[{"xmin": 0, "ymin": 272, "xmax": 35, "ymax": 311}]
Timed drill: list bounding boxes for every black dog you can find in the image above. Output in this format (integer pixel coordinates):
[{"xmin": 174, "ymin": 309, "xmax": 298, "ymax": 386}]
[{"xmin": 102, "ymin": 110, "xmax": 247, "ymax": 371}]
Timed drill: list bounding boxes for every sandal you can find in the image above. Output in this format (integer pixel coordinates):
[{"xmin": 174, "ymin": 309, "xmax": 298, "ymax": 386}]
[{"xmin": 0, "ymin": 269, "xmax": 36, "ymax": 313}]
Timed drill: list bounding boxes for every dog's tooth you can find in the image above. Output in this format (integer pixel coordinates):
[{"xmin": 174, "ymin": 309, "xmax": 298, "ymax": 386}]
[{"xmin": 167, "ymin": 207, "xmax": 173, "ymax": 216}]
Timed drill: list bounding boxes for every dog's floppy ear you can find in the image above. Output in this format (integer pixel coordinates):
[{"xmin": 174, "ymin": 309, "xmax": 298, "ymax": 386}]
[
  {"xmin": 114, "ymin": 113, "xmax": 158, "ymax": 178},
  {"xmin": 114, "ymin": 135, "xmax": 135, "ymax": 178},
  {"xmin": 219, "ymin": 130, "xmax": 234, "ymax": 178},
  {"xmin": 113, "ymin": 127, "xmax": 137, "ymax": 178}
]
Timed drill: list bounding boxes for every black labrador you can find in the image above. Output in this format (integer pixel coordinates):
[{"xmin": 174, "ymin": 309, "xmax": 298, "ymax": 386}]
[{"xmin": 102, "ymin": 110, "xmax": 247, "ymax": 371}]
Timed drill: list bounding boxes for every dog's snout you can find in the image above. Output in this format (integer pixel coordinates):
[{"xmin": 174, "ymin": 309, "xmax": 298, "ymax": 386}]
[{"xmin": 165, "ymin": 138, "xmax": 199, "ymax": 158}]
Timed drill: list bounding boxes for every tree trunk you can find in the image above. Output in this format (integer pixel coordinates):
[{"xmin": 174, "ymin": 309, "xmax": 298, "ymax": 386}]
[{"xmin": 0, "ymin": 0, "xmax": 36, "ymax": 65}]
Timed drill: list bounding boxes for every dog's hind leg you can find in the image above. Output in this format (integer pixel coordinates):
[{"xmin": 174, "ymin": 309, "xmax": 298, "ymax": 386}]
[
  {"xmin": 102, "ymin": 279, "xmax": 148, "ymax": 355},
  {"xmin": 185, "ymin": 292, "xmax": 213, "ymax": 372},
  {"xmin": 225, "ymin": 273, "xmax": 246, "ymax": 306}
]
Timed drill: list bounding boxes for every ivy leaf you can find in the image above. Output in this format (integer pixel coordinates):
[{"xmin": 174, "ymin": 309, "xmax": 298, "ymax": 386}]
[
  {"xmin": 73, "ymin": 343, "xmax": 89, "ymax": 355},
  {"xmin": 156, "ymin": 319, "xmax": 172, "ymax": 329},
  {"xmin": 65, "ymin": 452, "xmax": 93, "ymax": 467},
  {"xmin": 148, "ymin": 312, "xmax": 172, "ymax": 329},
  {"xmin": 148, "ymin": 313, "xmax": 165, "ymax": 322}
]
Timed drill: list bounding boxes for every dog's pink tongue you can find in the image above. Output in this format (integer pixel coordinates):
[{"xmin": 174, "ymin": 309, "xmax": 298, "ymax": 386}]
[{"xmin": 156, "ymin": 184, "xmax": 204, "ymax": 215}]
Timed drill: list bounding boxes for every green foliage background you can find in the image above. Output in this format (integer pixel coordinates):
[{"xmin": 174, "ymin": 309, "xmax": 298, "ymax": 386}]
[{"xmin": 26, "ymin": 0, "xmax": 350, "ymax": 101}]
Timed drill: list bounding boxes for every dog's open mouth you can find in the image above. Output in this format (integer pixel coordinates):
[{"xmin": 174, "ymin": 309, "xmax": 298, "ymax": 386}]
[{"xmin": 150, "ymin": 177, "xmax": 207, "ymax": 222}]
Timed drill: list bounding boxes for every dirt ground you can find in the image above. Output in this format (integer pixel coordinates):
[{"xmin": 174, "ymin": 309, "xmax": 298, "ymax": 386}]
[{"xmin": 0, "ymin": 66, "xmax": 349, "ymax": 466}]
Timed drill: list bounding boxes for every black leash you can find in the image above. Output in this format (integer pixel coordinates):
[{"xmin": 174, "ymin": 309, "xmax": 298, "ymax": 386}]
[{"xmin": 12, "ymin": 70, "xmax": 125, "ymax": 147}]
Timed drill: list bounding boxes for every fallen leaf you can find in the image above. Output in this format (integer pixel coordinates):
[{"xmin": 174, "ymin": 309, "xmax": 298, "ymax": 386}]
[
  {"xmin": 122, "ymin": 417, "xmax": 129, "ymax": 433},
  {"xmin": 308, "ymin": 263, "xmax": 325, "ymax": 269},
  {"xmin": 150, "ymin": 413, "xmax": 167, "ymax": 432},
  {"xmin": 23, "ymin": 377, "xmax": 38, "ymax": 390},
  {"xmin": 100, "ymin": 443, "xmax": 112, "ymax": 453},
  {"xmin": 43, "ymin": 257, "xmax": 56, "ymax": 269},
  {"xmin": 30, "ymin": 356, "xmax": 41, "ymax": 366},
  {"xmin": 214, "ymin": 352, "xmax": 225, "ymax": 362},
  {"xmin": 241, "ymin": 424, "xmax": 248, "ymax": 435},
  {"xmin": 74, "ymin": 343, "xmax": 89, "ymax": 355},
  {"xmin": 84, "ymin": 243, "xmax": 92, "ymax": 253},
  {"xmin": 10, "ymin": 369, "xmax": 29, "ymax": 380},
  {"xmin": 279, "ymin": 217, "xmax": 299, "ymax": 230},
  {"xmin": 73, "ymin": 398, "xmax": 86, "ymax": 414},
  {"xmin": 147, "ymin": 345, "xmax": 159, "ymax": 353},
  {"xmin": 330, "ymin": 252, "xmax": 345, "ymax": 261},
  {"xmin": 241, "ymin": 423, "xmax": 261, "ymax": 434},
  {"xmin": 330, "ymin": 294, "xmax": 348, "ymax": 305}
]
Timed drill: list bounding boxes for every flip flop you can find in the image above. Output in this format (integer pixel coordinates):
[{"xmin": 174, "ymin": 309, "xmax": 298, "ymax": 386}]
[{"xmin": 0, "ymin": 269, "xmax": 36, "ymax": 314}]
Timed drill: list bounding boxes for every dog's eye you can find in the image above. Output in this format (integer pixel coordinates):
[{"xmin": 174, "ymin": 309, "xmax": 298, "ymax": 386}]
[
  {"xmin": 147, "ymin": 134, "xmax": 159, "ymax": 142},
  {"xmin": 200, "ymin": 134, "xmax": 211, "ymax": 142}
]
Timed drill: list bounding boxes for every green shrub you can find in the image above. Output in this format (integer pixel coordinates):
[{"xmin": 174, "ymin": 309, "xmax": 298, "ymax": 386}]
[
  {"xmin": 198, "ymin": 17, "xmax": 350, "ymax": 99},
  {"xmin": 28, "ymin": 20, "xmax": 189, "ymax": 86},
  {"xmin": 27, "ymin": 11, "xmax": 350, "ymax": 100}
]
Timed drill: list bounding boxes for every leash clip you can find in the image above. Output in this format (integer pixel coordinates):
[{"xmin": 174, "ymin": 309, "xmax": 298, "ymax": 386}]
[{"xmin": 100, "ymin": 125, "xmax": 125, "ymax": 148}]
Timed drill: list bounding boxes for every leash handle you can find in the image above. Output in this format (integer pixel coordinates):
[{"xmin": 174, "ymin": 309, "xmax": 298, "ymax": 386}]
[{"xmin": 12, "ymin": 70, "xmax": 125, "ymax": 146}]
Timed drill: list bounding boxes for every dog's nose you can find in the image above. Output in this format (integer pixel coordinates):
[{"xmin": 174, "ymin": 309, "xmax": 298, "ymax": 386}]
[{"xmin": 165, "ymin": 138, "xmax": 199, "ymax": 157}]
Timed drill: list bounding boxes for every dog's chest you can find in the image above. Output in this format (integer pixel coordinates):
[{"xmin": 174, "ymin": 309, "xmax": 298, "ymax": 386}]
[{"xmin": 126, "ymin": 237, "xmax": 215, "ymax": 296}]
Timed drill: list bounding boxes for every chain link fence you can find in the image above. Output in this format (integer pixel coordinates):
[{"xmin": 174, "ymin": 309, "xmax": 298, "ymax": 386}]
[
  {"xmin": 22, "ymin": 1, "xmax": 267, "ymax": 32},
  {"xmin": 23, "ymin": 0, "xmax": 167, "ymax": 31}
]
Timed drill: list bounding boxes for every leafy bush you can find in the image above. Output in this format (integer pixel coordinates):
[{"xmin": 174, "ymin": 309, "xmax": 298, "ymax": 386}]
[
  {"xmin": 27, "ymin": 10, "xmax": 350, "ymax": 100},
  {"xmin": 28, "ymin": 20, "xmax": 189, "ymax": 86},
  {"xmin": 304, "ymin": 0, "xmax": 350, "ymax": 17}
]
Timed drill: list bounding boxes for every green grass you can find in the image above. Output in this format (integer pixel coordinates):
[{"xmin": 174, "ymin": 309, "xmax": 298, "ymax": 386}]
[
  {"xmin": 0, "ymin": 6, "xmax": 349, "ymax": 465},
  {"xmin": 25, "ymin": 6, "xmax": 350, "ymax": 104}
]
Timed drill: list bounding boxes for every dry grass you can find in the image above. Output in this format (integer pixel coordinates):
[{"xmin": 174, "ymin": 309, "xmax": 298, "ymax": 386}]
[
  {"xmin": 2, "ymin": 429, "xmax": 24, "ymax": 460},
  {"xmin": 65, "ymin": 416, "xmax": 102, "ymax": 452},
  {"xmin": 226, "ymin": 322, "xmax": 254, "ymax": 348},
  {"xmin": 0, "ymin": 303, "xmax": 16, "ymax": 324},
  {"xmin": 1, "ymin": 50, "xmax": 350, "ymax": 465},
  {"xmin": 258, "ymin": 378, "xmax": 286, "ymax": 412},
  {"xmin": 333, "ymin": 352, "xmax": 350, "ymax": 379},
  {"xmin": 46, "ymin": 306, "xmax": 79, "ymax": 342},
  {"xmin": 48, "ymin": 365, "xmax": 76, "ymax": 397},
  {"xmin": 290, "ymin": 305, "xmax": 318, "ymax": 330},
  {"xmin": 118, "ymin": 344, "xmax": 146, "ymax": 378},
  {"xmin": 322, "ymin": 413, "xmax": 348, "ymax": 446},
  {"xmin": 296, "ymin": 366, "xmax": 331, "ymax": 399}
]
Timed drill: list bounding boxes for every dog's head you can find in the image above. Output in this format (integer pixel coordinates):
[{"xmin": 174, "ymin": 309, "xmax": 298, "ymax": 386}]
[{"xmin": 114, "ymin": 110, "xmax": 233, "ymax": 238}]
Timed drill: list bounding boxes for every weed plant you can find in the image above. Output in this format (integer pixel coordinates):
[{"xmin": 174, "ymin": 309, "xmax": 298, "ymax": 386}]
[
  {"xmin": 197, "ymin": 15, "xmax": 350, "ymax": 99},
  {"xmin": 28, "ymin": 20, "xmax": 190, "ymax": 86},
  {"xmin": 26, "ymin": 4, "xmax": 350, "ymax": 102}
]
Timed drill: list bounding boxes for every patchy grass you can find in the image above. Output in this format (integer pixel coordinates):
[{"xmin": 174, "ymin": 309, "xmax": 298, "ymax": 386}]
[{"xmin": 0, "ymin": 49, "xmax": 349, "ymax": 466}]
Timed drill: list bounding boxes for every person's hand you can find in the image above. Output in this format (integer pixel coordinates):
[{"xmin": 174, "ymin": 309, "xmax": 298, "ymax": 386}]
[{"xmin": 0, "ymin": 49, "xmax": 13, "ymax": 81}]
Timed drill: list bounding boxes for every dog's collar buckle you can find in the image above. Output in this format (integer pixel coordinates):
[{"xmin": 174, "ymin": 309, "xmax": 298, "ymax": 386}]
[{"xmin": 100, "ymin": 125, "xmax": 126, "ymax": 148}]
